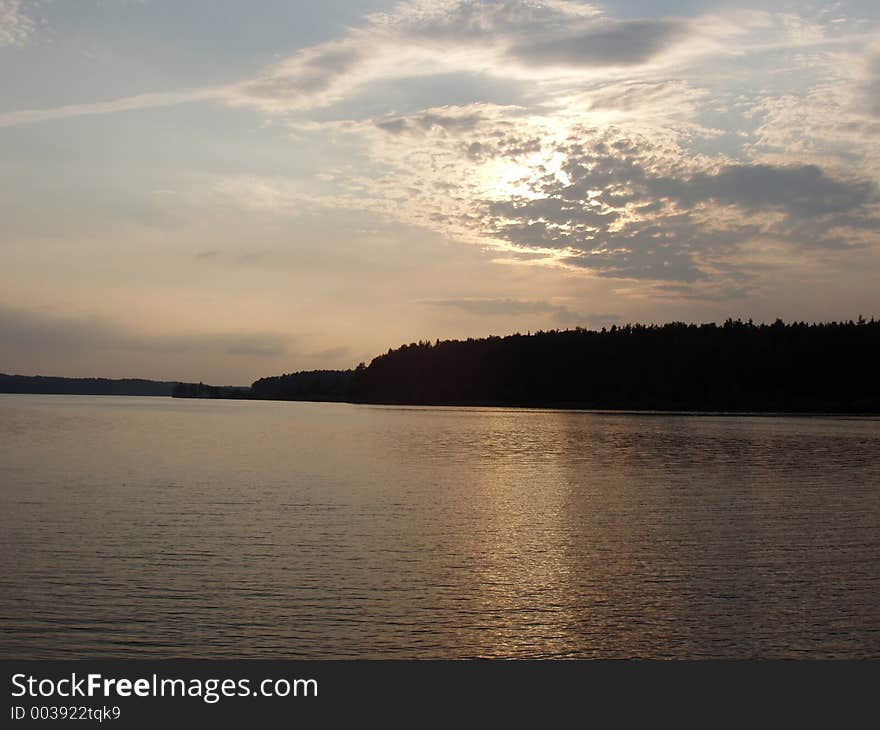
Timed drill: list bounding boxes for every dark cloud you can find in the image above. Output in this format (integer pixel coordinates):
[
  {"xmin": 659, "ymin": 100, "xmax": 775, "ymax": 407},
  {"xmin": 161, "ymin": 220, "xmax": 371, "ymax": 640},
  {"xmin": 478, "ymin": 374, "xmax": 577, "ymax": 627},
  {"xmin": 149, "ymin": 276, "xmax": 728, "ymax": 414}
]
[
  {"xmin": 652, "ymin": 282, "xmax": 754, "ymax": 301},
  {"xmin": 554, "ymin": 310, "xmax": 620, "ymax": 327},
  {"xmin": 375, "ymin": 118, "xmax": 409, "ymax": 134},
  {"xmin": 487, "ymin": 196, "xmax": 619, "ymax": 228},
  {"xmin": 563, "ymin": 245, "xmax": 708, "ymax": 283},
  {"xmin": 509, "ymin": 20, "xmax": 685, "ymax": 68},
  {"xmin": 398, "ymin": 0, "xmax": 595, "ymax": 44},
  {"xmin": 475, "ymin": 129, "xmax": 879, "ymax": 282},
  {"xmin": 654, "ymin": 164, "xmax": 875, "ymax": 218},
  {"xmin": 242, "ymin": 44, "xmax": 364, "ymax": 104},
  {"xmin": 423, "ymin": 298, "xmax": 619, "ymax": 327},
  {"xmin": 375, "ymin": 109, "xmax": 490, "ymax": 136},
  {"xmin": 0, "ymin": 305, "xmax": 292, "ymax": 359},
  {"xmin": 426, "ymin": 298, "xmax": 563, "ymax": 316},
  {"xmin": 859, "ymin": 53, "xmax": 880, "ymax": 118},
  {"xmin": 0, "ymin": 306, "xmax": 119, "ymax": 352}
]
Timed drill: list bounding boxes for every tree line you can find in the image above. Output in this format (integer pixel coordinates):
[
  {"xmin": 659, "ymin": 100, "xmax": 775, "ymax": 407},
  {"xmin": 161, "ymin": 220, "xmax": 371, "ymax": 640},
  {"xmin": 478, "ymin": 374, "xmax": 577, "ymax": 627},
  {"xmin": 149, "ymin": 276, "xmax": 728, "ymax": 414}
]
[
  {"xmin": 175, "ymin": 318, "xmax": 880, "ymax": 412},
  {"xmin": 0, "ymin": 374, "xmax": 177, "ymax": 396}
]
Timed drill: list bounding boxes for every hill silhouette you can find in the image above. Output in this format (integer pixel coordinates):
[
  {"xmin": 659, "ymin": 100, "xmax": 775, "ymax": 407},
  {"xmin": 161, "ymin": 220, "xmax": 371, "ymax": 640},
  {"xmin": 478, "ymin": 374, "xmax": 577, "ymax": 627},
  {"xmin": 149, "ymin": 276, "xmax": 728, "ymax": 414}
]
[{"xmin": 223, "ymin": 318, "xmax": 880, "ymax": 413}]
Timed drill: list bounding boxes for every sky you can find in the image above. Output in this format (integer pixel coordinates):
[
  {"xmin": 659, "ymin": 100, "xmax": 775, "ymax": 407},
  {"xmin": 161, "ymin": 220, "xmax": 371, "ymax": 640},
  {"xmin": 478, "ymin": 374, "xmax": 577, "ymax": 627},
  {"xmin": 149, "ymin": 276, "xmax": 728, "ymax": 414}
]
[{"xmin": 2, "ymin": 0, "xmax": 880, "ymax": 384}]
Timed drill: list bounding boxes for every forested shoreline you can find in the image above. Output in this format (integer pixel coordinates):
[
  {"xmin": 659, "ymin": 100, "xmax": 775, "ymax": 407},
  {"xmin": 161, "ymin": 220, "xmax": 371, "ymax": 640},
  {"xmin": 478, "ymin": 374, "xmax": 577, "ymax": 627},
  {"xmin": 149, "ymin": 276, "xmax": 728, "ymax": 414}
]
[
  {"xmin": 174, "ymin": 318, "xmax": 880, "ymax": 413},
  {"xmin": 0, "ymin": 374, "xmax": 178, "ymax": 397}
]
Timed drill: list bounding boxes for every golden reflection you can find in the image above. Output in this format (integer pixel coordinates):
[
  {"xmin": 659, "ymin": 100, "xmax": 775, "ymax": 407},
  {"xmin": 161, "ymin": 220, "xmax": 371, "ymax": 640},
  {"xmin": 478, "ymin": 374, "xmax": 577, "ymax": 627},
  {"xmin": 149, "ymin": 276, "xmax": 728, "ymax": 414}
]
[{"xmin": 446, "ymin": 409, "xmax": 578, "ymax": 657}]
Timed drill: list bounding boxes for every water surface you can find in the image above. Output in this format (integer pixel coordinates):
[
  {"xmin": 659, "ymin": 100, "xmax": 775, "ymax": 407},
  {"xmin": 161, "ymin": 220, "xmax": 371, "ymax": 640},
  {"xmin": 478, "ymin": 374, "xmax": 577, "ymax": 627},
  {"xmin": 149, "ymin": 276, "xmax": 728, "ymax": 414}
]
[{"xmin": 1, "ymin": 394, "xmax": 878, "ymax": 658}]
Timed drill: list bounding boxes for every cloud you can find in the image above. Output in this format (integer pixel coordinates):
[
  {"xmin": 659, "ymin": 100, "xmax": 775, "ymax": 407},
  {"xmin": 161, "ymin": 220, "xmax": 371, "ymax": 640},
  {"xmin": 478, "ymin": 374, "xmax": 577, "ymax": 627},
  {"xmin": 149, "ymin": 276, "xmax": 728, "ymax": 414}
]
[
  {"xmin": 5, "ymin": 1, "xmax": 880, "ymax": 305},
  {"xmin": 225, "ymin": 1, "xmax": 745, "ymax": 114},
  {"xmin": 305, "ymin": 106, "xmax": 880, "ymax": 283},
  {"xmin": 574, "ymin": 79, "xmax": 710, "ymax": 116},
  {"xmin": 0, "ymin": 1, "xmax": 861, "ymax": 130},
  {"xmin": 0, "ymin": 305, "xmax": 293, "ymax": 359},
  {"xmin": 856, "ymin": 48, "xmax": 880, "ymax": 118},
  {"xmin": 5, "ymin": 0, "xmax": 675, "ymax": 126},
  {"xmin": 212, "ymin": 83, "xmax": 877, "ymax": 289},
  {"xmin": 509, "ymin": 19, "xmax": 685, "ymax": 68},
  {"xmin": 654, "ymin": 163, "xmax": 874, "ymax": 217},
  {"xmin": 423, "ymin": 297, "xmax": 619, "ymax": 326},
  {"xmin": 235, "ymin": 41, "xmax": 368, "ymax": 112},
  {"xmin": 0, "ymin": 87, "xmax": 226, "ymax": 128},
  {"xmin": 425, "ymin": 297, "xmax": 567, "ymax": 316},
  {"xmin": 483, "ymin": 133, "xmax": 879, "ymax": 279},
  {"xmin": 375, "ymin": 107, "xmax": 489, "ymax": 135},
  {"xmin": 2, "ymin": 1, "xmax": 866, "ymax": 130},
  {"xmin": 0, "ymin": 0, "xmax": 34, "ymax": 47},
  {"xmin": 742, "ymin": 41, "xmax": 880, "ymax": 181}
]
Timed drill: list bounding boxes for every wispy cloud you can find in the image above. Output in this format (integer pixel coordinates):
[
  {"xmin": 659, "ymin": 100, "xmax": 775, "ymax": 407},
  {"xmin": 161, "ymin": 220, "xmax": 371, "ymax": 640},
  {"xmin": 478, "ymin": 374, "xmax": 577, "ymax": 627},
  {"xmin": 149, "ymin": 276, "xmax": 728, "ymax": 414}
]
[
  {"xmin": 225, "ymin": 1, "xmax": 771, "ymax": 113},
  {"xmin": 1, "ymin": 1, "xmax": 829, "ymax": 125},
  {"xmin": 0, "ymin": 87, "xmax": 227, "ymax": 128},
  {"xmin": 423, "ymin": 297, "xmax": 619, "ymax": 327}
]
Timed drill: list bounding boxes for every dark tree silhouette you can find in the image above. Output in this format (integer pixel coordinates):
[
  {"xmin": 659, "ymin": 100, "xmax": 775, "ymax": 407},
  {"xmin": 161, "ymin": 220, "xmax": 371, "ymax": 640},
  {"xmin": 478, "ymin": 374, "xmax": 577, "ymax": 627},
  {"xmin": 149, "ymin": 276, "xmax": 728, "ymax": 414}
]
[
  {"xmin": 173, "ymin": 318, "xmax": 880, "ymax": 413},
  {"xmin": 250, "ymin": 369, "xmax": 353, "ymax": 401},
  {"xmin": 0, "ymin": 374, "xmax": 179, "ymax": 396},
  {"xmin": 171, "ymin": 382, "xmax": 250, "ymax": 399}
]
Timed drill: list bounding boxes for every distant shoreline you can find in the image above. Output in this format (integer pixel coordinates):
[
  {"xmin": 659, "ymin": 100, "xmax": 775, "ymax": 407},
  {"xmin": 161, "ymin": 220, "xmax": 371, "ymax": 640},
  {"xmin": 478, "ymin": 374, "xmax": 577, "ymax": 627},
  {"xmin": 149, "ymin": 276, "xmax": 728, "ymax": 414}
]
[
  {"xmin": 3, "ymin": 391, "xmax": 879, "ymax": 418},
  {"xmin": 7, "ymin": 318, "xmax": 880, "ymax": 413},
  {"xmin": 0, "ymin": 374, "xmax": 179, "ymax": 397}
]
